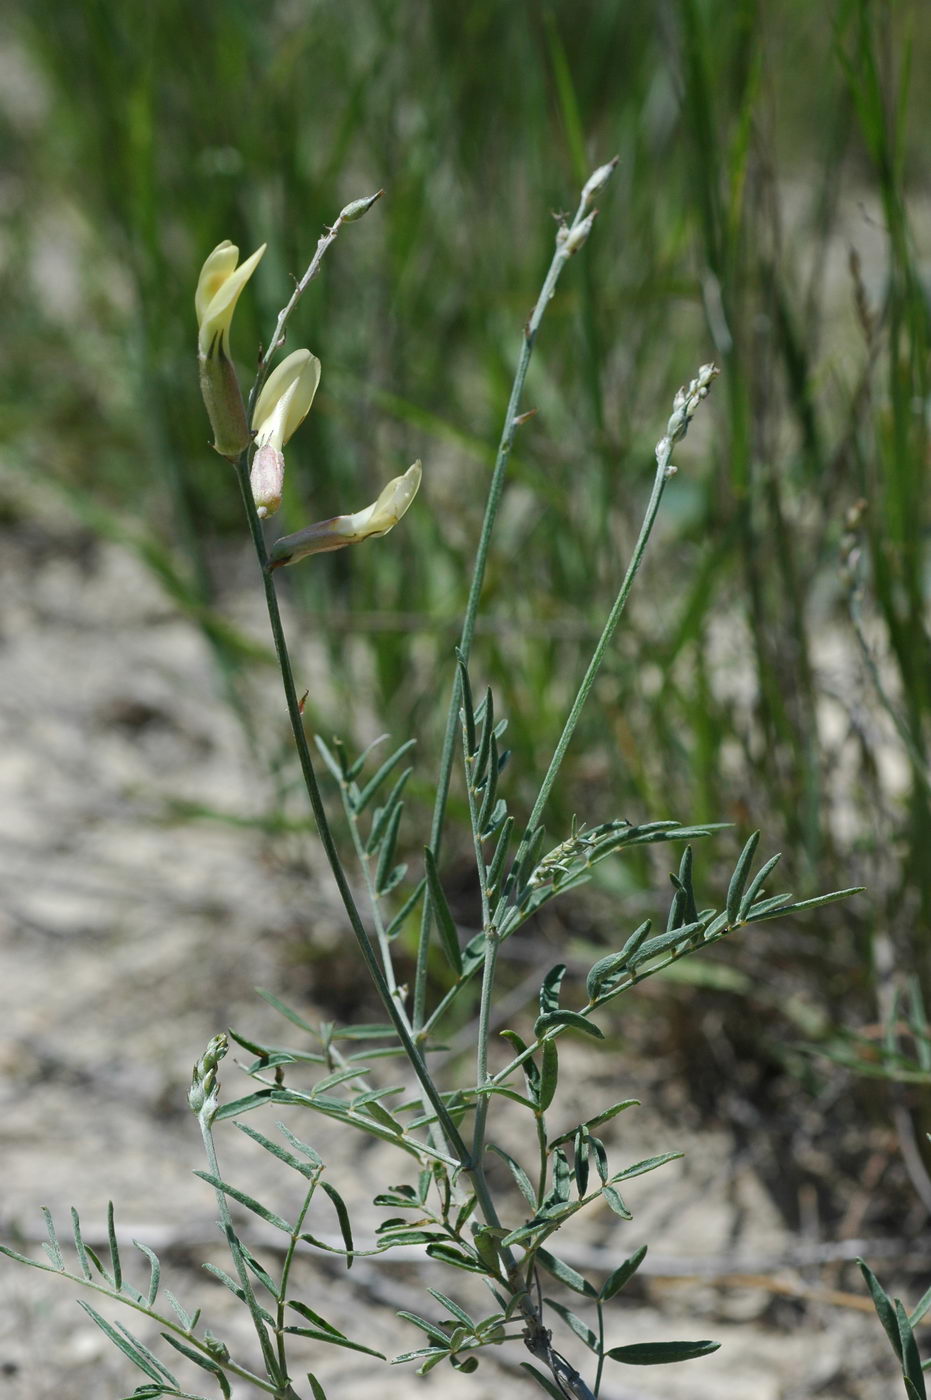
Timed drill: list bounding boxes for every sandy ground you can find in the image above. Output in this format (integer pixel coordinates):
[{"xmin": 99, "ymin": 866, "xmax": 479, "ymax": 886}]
[{"xmin": 0, "ymin": 503, "xmax": 907, "ymax": 1399}]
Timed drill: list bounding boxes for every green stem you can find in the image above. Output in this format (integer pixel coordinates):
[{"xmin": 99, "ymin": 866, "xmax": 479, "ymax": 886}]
[
  {"xmin": 234, "ymin": 457, "xmax": 471, "ymax": 1167},
  {"xmin": 413, "ymin": 188, "xmax": 603, "ymax": 1030},
  {"xmin": 470, "ymin": 930, "xmax": 500, "ymax": 1177},
  {"xmin": 274, "ymin": 1178, "xmax": 319, "ymax": 1383},
  {"xmin": 15, "ymin": 1262, "xmax": 277, "ymax": 1395},
  {"xmin": 524, "ymin": 435, "xmax": 675, "ymax": 840},
  {"xmin": 340, "ymin": 784, "xmax": 405, "ymax": 999},
  {"xmin": 198, "ymin": 1109, "xmax": 286, "ymax": 1392},
  {"xmin": 594, "ymin": 1299, "xmax": 606, "ymax": 1397},
  {"xmin": 339, "ymin": 782, "xmax": 451, "ymax": 1158},
  {"xmin": 247, "ymin": 192, "xmax": 383, "ymax": 418}
]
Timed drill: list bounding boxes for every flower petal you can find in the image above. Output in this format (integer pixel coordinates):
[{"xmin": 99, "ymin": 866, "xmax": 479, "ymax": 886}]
[
  {"xmin": 252, "ymin": 349, "xmax": 321, "ymax": 448},
  {"xmin": 268, "ymin": 461, "xmax": 422, "ymax": 568},
  {"xmin": 196, "ymin": 241, "xmax": 266, "ymax": 356}
]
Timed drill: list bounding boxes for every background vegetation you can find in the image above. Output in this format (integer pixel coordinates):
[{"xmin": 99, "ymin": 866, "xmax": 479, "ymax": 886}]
[{"xmin": 3, "ymin": 0, "xmax": 929, "ymax": 1253}]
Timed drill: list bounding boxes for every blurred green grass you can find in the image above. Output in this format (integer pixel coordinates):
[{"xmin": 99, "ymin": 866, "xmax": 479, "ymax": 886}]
[{"xmin": 3, "ymin": 0, "xmax": 930, "ymax": 1209}]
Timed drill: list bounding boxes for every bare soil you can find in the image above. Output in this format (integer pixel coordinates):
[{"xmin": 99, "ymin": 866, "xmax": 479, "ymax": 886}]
[{"xmin": 0, "ymin": 500, "xmax": 906, "ymax": 1399}]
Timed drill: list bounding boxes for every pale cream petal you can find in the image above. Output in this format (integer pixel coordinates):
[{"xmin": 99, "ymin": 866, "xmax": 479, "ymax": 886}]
[
  {"xmin": 194, "ymin": 241, "xmax": 238, "ymax": 325},
  {"xmin": 197, "ymin": 242, "xmax": 266, "ymax": 356},
  {"xmin": 252, "ymin": 349, "xmax": 321, "ymax": 448},
  {"xmin": 268, "ymin": 462, "xmax": 421, "ymax": 568}
]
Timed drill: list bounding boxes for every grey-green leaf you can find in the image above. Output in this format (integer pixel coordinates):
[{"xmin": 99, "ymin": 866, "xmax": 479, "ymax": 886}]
[
  {"xmin": 747, "ymin": 886, "xmax": 865, "ymax": 921},
  {"xmin": 726, "ymin": 831, "xmax": 761, "ymax": 923},
  {"xmin": 424, "ymin": 846, "xmax": 463, "ymax": 975},
  {"xmin": 608, "ymin": 1339, "xmax": 720, "ymax": 1365},
  {"xmin": 193, "ymin": 1173, "xmax": 292, "ymax": 1233},
  {"xmin": 544, "ymin": 1298, "xmax": 598, "ymax": 1351},
  {"xmin": 160, "ymin": 1333, "xmax": 228, "ymax": 1392},
  {"xmin": 521, "ymin": 1361, "xmax": 572, "ymax": 1399},
  {"xmin": 535, "ymin": 1247, "xmax": 596, "ymax": 1297},
  {"xmin": 77, "ymin": 1303, "xmax": 174, "ymax": 1385},
  {"xmin": 534, "ymin": 1010, "xmax": 604, "ymax": 1040},
  {"xmin": 601, "ymin": 1185, "xmax": 632, "ymax": 1219},
  {"xmin": 539, "ymin": 964, "xmax": 567, "ymax": 1016},
  {"xmin": 601, "ymin": 1245, "xmax": 648, "ymax": 1299},
  {"xmin": 609, "ymin": 1151, "xmax": 682, "ymax": 1183},
  {"xmin": 896, "ymin": 1299, "xmax": 927, "ymax": 1399},
  {"xmin": 353, "ymin": 739, "xmax": 417, "ymax": 813},
  {"xmin": 488, "ymin": 1144, "xmax": 537, "ymax": 1208},
  {"xmin": 320, "ymin": 1181, "xmax": 354, "ymax": 1267},
  {"xmin": 539, "ymin": 1040, "xmax": 559, "ymax": 1112}
]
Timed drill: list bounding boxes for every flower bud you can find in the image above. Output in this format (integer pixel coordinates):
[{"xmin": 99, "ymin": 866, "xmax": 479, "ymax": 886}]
[
  {"xmin": 250, "ymin": 350, "xmax": 321, "ymax": 518},
  {"xmin": 338, "ymin": 190, "xmax": 384, "ymax": 222},
  {"xmin": 250, "ymin": 443, "xmax": 286, "ymax": 519},
  {"xmin": 581, "ymin": 155, "xmax": 619, "ymax": 208},
  {"xmin": 268, "ymin": 461, "xmax": 422, "ymax": 568},
  {"xmin": 563, "ymin": 211, "xmax": 596, "ymax": 255},
  {"xmin": 195, "ymin": 240, "xmax": 266, "ymax": 459},
  {"xmin": 188, "ymin": 1033, "xmax": 228, "ymax": 1121}
]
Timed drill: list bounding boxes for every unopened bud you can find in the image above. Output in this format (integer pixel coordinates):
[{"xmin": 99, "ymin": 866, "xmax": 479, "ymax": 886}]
[
  {"xmin": 189, "ymin": 1033, "xmax": 228, "ymax": 1120},
  {"xmin": 250, "ymin": 443, "xmax": 285, "ymax": 519},
  {"xmin": 663, "ymin": 363, "xmax": 719, "ymax": 445},
  {"xmin": 581, "ymin": 156, "xmax": 619, "ymax": 208},
  {"xmin": 269, "ymin": 461, "xmax": 422, "ymax": 569},
  {"xmin": 563, "ymin": 212, "xmax": 596, "ymax": 255},
  {"xmin": 655, "ymin": 362, "xmax": 719, "ymax": 465},
  {"xmin": 339, "ymin": 190, "xmax": 384, "ymax": 223},
  {"xmin": 198, "ymin": 349, "xmax": 251, "ymax": 459}
]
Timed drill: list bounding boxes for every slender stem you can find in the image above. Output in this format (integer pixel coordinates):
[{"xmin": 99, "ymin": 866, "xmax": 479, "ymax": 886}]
[
  {"xmin": 24, "ymin": 1263, "xmax": 278, "ymax": 1395},
  {"xmin": 340, "ymin": 785, "xmax": 404, "ymax": 998},
  {"xmin": 535, "ymin": 1114, "xmax": 548, "ymax": 1207},
  {"xmin": 248, "ymin": 193, "xmax": 384, "ymax": 416},
  {"xmin": 234, "ymin": 459, "xmax": 471, "ymax": 1165},
  {"xmin": 418, "ymin": 372, "xmax": 719, "ymax": 1044},
  {"xmin": 522, "ymin": 360, "xmax": 719, "ymax": 842},
  {"xmin": 463, "ymin": 717, "xmax": 498, "ymax": 1175},
  {"xmin": 413, "ymin": 187, "xmax": 603, "ymax": 1029},
  {"xmin": 470, "ymin": 929, "xmax": 500, "ymax": 1175},
  {"xmin": 339, "ymin": 783, "xmax": 451, "ymax": 1158},
  {"xmin": 524, "ymin": 438, "xmax": 675, "ymax": 839},
  {"xmin": 198, "ymin": 1110, "xmax": 285, "ymax": 1390},
  {"xmin": 274, "ymin": 1178, "xmax": 319, "ymax": 1382},
  {"xmin": 593, "ymin": 1300, "xmax": 606, "ymax": 1397}
]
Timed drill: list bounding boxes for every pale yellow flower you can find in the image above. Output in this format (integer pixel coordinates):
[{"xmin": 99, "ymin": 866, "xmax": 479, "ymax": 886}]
[
  {"xmin": 249, "ymin": 350, "xmax": 321, "ymax": 518},
  {"xmin": 196, "ymin": 240, "xmax": 265, "ymax": 358},
  {"xmin": 195, "ymin": 239, "xmax": 265, "ymax": 458},
  {"xmin": 268, "ymin": 462, "xmax": 422, "ymax": 568}
]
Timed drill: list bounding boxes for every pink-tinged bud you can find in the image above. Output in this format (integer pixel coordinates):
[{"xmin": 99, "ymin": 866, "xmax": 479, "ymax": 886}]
[
  {"xmin": 268, "ymin": 462, "xmax": 422, "ymax": 569},
  {"xmin": 250, "ymin": 443, "xmax": 285, "ymax": 519},
  {"xmin": 249, "ymin": 350, "xmax": 321, "ymax": 515}
]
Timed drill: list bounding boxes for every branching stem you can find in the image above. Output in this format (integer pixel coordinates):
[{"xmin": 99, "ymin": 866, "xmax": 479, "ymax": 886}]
[{"xmin": 413, "ymin": 184, "xmax": 611, "ymax": 1029}]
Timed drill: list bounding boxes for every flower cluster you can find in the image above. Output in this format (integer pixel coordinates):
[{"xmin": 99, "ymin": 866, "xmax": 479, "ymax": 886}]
[{"xmin": 195, "ymin": 239, "xmax": 420, "ymax": 556}]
